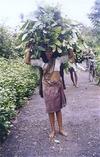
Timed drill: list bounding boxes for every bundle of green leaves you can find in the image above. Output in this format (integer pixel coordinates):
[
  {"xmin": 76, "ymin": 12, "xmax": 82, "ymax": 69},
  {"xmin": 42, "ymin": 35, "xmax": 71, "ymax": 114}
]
[{"xmin": 19, "ymin": 6, "xmax": 82, "ymax": 58}]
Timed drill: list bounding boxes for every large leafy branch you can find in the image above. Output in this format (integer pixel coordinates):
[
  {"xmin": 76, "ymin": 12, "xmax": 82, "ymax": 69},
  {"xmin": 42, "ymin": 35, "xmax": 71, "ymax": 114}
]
[{"xmin": 19, "ymin": 6, "xmax": 86, "ymax": 58}]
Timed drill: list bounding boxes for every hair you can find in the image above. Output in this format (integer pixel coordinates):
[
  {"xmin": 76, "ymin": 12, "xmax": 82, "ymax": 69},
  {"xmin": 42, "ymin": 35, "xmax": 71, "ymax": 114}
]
[
  {"xmin": 67, "ymin": 48, "xmax": 73, "ymax": 55},
  {"xmin": 25, "ymin": 41, "xmax": 32, "ymax": 49},
  {"xmin": 40, "ymin": 52, "xmax": 48, "ymax": 63},
  {"xmin": 46, "ymin": 47, "xmax": 53, "ymax": 52},
  {"xmin": 40, "ymin": 46, "xmax": 53, "ymax": 63},
  {"xmin": 53, "ymin": 50, "xmax": 61, "ymax": 58},
  {"xmin": 73, "ymin": 48, "xmax": 77, "ymax": 53}
]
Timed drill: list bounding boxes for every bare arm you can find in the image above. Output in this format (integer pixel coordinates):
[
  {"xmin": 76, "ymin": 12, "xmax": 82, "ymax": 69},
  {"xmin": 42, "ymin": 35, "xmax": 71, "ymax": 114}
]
[
  {"xmin": 24, "ymin": 49, "xmax": 44, "ymax": 67},
  {"xmin": 24, "ymin": 49, "xmax": 31, "ymax": 64}
]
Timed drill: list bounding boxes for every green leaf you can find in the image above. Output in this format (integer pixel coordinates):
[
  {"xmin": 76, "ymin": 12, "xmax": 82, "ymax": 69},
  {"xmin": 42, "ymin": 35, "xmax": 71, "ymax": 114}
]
[
  {"xmin": 54, "ymin": 26, "xmax": 62, "ymax": 34},
  {"xmin": 57, "ymin": 47, "xmax": 62, "ymax": 53},
  {"xmin": 32, "ymin": 21, "xmax": 41, "ymax": 31},
  {"xmin": 20, "ymin": 20, "xmax": 29, "ymax": 30},
  {"xmin": 55, "ymin": 40, "xmax": 62, "ymax": 46},
  {"xmin": 38, "ymin": 46, "xmax": 45, "ymax": 51},
  {"xmin": 61, "ymin": 29, "xmax": 66, "ymax": 35},
  {"xmin": 22, "ymin": 33, "xmax": 28, "ymax": 41}
]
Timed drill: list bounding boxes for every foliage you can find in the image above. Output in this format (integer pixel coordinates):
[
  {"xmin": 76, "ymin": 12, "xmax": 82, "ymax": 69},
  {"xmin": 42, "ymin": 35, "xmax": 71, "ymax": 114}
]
[
  {"xmin": 95, "ymin": 46, "xmax": 100, "ymax": 85},
  {"xmin": 0, "ymin": 25, "xmax": 16, "ymax": 58},
  {"xmin": 88, "ymin": 0, "xmax": 100, "ymax": 84},
  {"xmin": 19, "ymin": 6, "xmax": 82, "ymax": 57},
  {"xmin": 89, "ymin": 0, "xmax": 100, "ymax": 41},
  {"xmin": 77, "ymin": 25, "xmax": 95, "ymax": 48},
  {"xmin": 0, "ymin": 58, "xmax": 39, "ymax": 143}
]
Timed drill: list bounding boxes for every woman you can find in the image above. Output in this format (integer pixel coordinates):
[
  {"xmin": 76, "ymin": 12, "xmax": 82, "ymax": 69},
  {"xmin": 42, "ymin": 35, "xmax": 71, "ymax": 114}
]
[
  {"xmin": 39, "ymin": 51, "xmax": 66, "ymax": 98},
  {"xmin": 68, "ymin": 48, "xmax": 78, "ymax": 87},
  {"xmin": 24, "ymin": 46, "xmax": 67, "ymax": 139}
]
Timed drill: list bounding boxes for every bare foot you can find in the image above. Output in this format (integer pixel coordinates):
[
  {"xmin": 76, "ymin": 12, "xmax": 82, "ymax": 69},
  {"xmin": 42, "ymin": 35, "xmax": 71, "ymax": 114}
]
[
  {"xmin": 73, "ymin": 83, "xmax": 75, "ymax": 86},
  {"xmin": 59, "ymin": 129, "xmax": 67, "ymax": 136},
  {"xmin": 49, "ymin": 131, "xmax": 55, "ymax": 139},
  {"xmin": 74, "ymin": 84, "xmax": 79, "ymax": 88}
]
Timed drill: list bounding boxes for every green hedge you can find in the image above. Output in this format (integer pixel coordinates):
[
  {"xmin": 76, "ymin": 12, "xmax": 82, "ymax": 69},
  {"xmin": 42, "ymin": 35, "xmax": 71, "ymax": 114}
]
[
  {"xmin": 0, "ymin": 58, "xmax": 39, "ymax": 143},
  {"xmin": 96, "ymin": 58, "xmax": 100, "ymax": 85}
]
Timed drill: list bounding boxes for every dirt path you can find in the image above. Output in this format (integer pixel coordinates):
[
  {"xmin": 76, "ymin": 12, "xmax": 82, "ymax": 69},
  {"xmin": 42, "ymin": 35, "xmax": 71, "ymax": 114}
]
[{"xmin": 0, "ymin": 70, "xmax": 100, "ymax": 157}]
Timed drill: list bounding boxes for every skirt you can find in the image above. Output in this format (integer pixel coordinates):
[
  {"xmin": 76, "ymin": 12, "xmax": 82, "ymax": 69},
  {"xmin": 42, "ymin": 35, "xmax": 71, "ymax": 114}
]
[{"xmin": 43, "ymin": 81, "xmax": 66, "ymax": 113}]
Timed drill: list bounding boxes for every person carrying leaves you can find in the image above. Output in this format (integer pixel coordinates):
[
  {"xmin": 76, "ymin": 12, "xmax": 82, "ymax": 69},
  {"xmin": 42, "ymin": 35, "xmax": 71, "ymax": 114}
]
[
  {"xmin": 24, "ymin": 45, "xmax": 68, "ymax": 139},
  {"xmin": 68, "ymin": 47, "xmax": 78, "ymax": 87}
]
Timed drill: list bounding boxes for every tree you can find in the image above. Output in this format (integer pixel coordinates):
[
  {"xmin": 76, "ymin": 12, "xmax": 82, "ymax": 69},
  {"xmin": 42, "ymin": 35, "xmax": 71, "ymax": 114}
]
[
  {"xmin": 0, "ymin": 25, "xmax": 17, "ymax": 58},
  {"xmin": 89, "ymin": 0, "xmax": 100, "ymax": 85},
  {"xmin": 89, "ymin": 0, "xmax": 100, "ymax": 40}
]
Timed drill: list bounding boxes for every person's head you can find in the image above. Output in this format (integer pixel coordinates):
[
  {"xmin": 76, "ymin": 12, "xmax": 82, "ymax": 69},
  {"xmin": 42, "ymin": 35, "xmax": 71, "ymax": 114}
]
[
  {"xmin": 73, "ymin": 48, "xmax": 77, "ymax": 53},
  {"xmin": 45, "ymin": 47, "xmax": 53, "ymax": 61},
  {"xmin": 68, "ymin": 47, "xmax": 74, "ymax": 56}
]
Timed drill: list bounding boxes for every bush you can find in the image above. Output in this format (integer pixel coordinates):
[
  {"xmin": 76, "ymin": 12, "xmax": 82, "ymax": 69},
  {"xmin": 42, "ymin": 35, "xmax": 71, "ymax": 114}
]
[
  {"xmin": 0, "ymin": 26, "xmax": 15, "ymax": 58},
  {"xmin": 0, "ymin": 58, "xmax": 39, "ymax": 143},
  {"xmin": 96, "ymin": 58, "xmax": 100, "ymax": 85}
]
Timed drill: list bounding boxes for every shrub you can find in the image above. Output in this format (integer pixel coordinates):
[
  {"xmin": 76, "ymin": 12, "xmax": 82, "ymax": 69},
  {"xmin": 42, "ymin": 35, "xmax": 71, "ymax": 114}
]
[
  {"xmin": 96, "ymin": 58, "xmax": 100, "ymax": 85},
  {"xmin": 0, "ymin": 58, "xmax": 39, "ymax": 143}
]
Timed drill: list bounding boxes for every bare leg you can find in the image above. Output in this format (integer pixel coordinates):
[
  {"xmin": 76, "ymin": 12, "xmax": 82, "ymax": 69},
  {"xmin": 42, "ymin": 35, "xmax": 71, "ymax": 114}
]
[
  {"xmin": 56, "ymin": 110, "xmax": 67, "ymax": 136},
  {"xmin": 74, "ymin": 71, "xmax": 78, "ymax": 87},
  {"xmin": 70, "ymin": 70, "xmax": 75, "ymax": 86},
  {"xmin": 89, "ymin": 71, "xmax": 91, "ymax": 82},
  {"xmin": 60, "ymin": 65, "xmax": 66, "ymax": 89},
  {"xmin": 39, "ymin": 68, "xmax": 43, "ymax": 97},
  {"xmin": 61, "ymin": 72, "xmax": 66, "ymax": 89},
  {"xmin": 92, "ymin": 69, "xmax": 95, "ymax": 82},
  {"xmin": 48, "ymin": 112, "xmax": 56, "ymax": 138}
]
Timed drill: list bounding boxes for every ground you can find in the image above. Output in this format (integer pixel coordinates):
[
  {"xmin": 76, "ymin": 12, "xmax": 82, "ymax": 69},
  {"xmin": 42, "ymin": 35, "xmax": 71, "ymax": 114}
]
[{"xmin": 0, "ymin": 70, "xmax": 100, "ymax": 157}]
